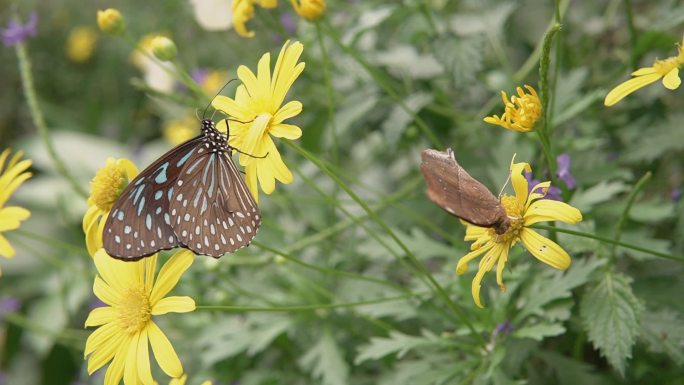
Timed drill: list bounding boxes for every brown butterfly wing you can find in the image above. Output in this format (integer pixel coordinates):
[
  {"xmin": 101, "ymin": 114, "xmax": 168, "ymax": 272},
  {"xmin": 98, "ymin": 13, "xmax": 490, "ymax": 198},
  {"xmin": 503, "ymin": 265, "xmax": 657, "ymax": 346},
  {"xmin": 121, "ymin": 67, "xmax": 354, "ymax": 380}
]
[{"xmin": 420, "ymin": 148, "xmax": 509, "ymax": 234}]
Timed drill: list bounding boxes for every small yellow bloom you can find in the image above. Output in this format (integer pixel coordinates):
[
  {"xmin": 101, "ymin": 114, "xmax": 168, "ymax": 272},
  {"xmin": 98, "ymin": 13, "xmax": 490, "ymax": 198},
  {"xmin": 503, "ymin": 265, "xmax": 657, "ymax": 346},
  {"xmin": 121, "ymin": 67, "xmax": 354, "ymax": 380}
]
[
  {"xmin": 290, "ymin": 0, "xmax": 325, "ymax": 21},
  {"xmin": 83, "ymin": 158, "xmax": 138, "ymax": 257},
  {"xmin": 131, "ymin": 34, "xmax": 177, "ymax": 93},
  {"xmin": 199, "ymin": 70, "xmax": 228, "ymax": 95},
  {"xmin": 484, "ymin": 85, "xmax": 541, "ymax": 132},
  {"xmin": 163, "ymin": 115, "xmax": 198, "ymax": 146},
  {"xmin": 65, "ymin": 26, "xmax": 98, "ymax": 63},
  {"xmin": 457, "ymin": 155, "xmax": 582, "ymax": 308},
  {"xmin": 97, "ymin": 8, "xmax": 125, "ymax": 35},
  {"xmin": 84, "ymin": 249, "xmax": 196, "ymax": 385},
  {"xmin": 605, "ymin": 37, "xmax": 684, "ymax": 106},
  {"xmin": 0, "ymin": 149, "xmax": 32, "ymax": 273},
  {"xmin": 151, "ymin": 36, "xmax": 178, "ymax": 62},
  {"xmin": 212, "ymin": 40, "xmax": 305, "ymax": 202},
  {"xmin": 232, "ymin": 0, "xmax": 278, "ymax": 37}
]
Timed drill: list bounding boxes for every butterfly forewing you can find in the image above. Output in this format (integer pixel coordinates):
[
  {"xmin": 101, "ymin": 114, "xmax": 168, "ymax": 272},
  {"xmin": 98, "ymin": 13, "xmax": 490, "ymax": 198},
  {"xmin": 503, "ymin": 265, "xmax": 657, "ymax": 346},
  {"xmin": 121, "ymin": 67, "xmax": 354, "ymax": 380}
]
[
  {"xmin": 420, "ymin": 148, "xmax": 509, "ymax": 234},
  {"xmin": 103, "ymin": 138, "xmax": 203, "ymax": 260},
  {"xmin": 169, "ymin": 146, "xmax": 261, "ymax": 257}
]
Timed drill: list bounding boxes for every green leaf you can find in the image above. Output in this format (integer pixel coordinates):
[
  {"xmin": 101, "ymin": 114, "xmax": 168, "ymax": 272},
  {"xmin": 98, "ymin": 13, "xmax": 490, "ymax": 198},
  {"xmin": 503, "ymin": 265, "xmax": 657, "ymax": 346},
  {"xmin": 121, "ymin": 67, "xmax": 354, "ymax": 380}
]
[
  {"xmin": 580, "ymin": 273, "xmax": 643, "ymax": 376},
  {"xmin": 516, "ymin": 257, "xmax": 605, "ymax": 321},
  {"xmin": 433, "ymin": 35, "xmax": 485, "ymax": 87},
  {"xmin": 622, "ymin": 115, "xmax": 684, "ymax": 163},
  {"xmin": 537, "ymin": 351, "xmax": 607, "ymax": 385},
  {"xmin": 569, "ymin": 181, "xmax": 629, "ymax": 212},
  {"xmin": 513, "ymin": 323, "xmax": 566, "ymax": 341},
  {"xmin": 298, "ymin": 331, "xmax": 349, "ymax": 385},
  {"xmin": 640, "ymin": 309, "xmax": 684, "ymax": 365},
  {"xmin": 355, "ymin": 330, "xmax": 440, "ymax": 364},
  {"xmin": 628, "ymin": 200, "xmax": 675, "ymax": 223},
  {"xmin": 382, "ymin": 92, "xmax": 433, "ymax": 145}
]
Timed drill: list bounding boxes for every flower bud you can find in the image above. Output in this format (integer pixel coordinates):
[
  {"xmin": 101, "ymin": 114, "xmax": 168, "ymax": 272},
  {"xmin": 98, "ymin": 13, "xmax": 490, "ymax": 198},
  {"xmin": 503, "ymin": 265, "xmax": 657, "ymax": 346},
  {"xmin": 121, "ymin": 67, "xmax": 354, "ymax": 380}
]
[
  {"xmin": 151, "ymin": 36, "xmax": 177, "ymax": 61},
  {"xmin": 290, "ymin": 0, "xmax": 326, "ymax": 21},
  {"xmin": 97, "ymin": 9, "xmax": 125, "ymax": 35}
]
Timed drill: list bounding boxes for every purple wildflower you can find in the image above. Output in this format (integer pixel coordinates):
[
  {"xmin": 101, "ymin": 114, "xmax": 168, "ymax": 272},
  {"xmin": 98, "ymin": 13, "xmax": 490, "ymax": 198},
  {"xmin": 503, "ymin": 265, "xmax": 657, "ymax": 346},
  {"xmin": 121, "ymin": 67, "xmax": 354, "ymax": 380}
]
[
  {"xmin": 0, "ymin": 297, "xmax": 20, "ymax": 320},
  {"xmin": 280, "ymin": 12, "xmax": 297, "ymax": 35},
  {"xmin": 190, "ymin": 68, "xmax": 209, "ymax": 85},
  {"xmin": 524, "ymin": 172, "xmax": 562, "ymax": 201},
  {"xmin": 2, "ymin": 12, "xmax": 37, "ymax": 47},
  {"xmin": 555, "ymin": 153, "xmax": 576, "ymax": 189},
  {"xmin": 672, "ymin": 187, "xmax": 682, "ymax": 202},
  {"xmin": 492, "ymin": 321, "xmax": 513, "ymax": 338}
]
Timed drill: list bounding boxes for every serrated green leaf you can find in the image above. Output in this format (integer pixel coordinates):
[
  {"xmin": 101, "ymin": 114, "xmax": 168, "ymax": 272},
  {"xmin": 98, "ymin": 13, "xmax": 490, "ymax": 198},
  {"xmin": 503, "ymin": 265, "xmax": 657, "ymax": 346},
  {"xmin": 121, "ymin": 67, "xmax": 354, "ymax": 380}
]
[
  {"xmin": 355, "ymin": 330, "xmax": 440, "ymax": 364},
  {"xmin": 516, "ymin": 258, "xmax": 605, "ymax": 321},
  {"xmin": 513, "ymin": 323, "xmax": 566, "ymax": 341},
  {"xmin": 298, "ymin": 331, "xmax": 349, "ymax": 385},
  {"xmin": 580, "ymin": 273, "xmax": 643, "ymax": 376},
  {"xmin": 640, "ymin": 309, "xmax": 684, "ymax": 365},
  {"xmin": 537, "ymin": 351, "xmax": 606, "ymax": 385},
  {"xmin": 433, "ymin": 35, "xmax": 485, "ymax": 86}
]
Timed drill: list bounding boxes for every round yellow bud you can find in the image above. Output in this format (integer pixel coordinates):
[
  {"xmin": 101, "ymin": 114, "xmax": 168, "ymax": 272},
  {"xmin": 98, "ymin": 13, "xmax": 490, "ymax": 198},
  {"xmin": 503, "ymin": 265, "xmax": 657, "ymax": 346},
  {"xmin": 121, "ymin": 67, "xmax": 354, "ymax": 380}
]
[
  {"xmin": 291, "ymin": 0, "xmax": 326, "ymax": 21},
  {"xmin": 151, "ymin": 36, "xmax": 177, "ymax": 61},
  {"xmin": 97, "ymin": 9, "xmax": 125, "ymax": 35}
]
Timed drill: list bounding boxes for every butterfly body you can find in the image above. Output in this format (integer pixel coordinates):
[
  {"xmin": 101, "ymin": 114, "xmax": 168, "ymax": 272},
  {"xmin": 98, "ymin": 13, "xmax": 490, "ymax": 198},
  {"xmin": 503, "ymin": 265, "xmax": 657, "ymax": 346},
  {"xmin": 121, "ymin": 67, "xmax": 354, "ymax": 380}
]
[
  {"xmin": 420, "ymin": 148, "xmax": 509, "ymax": 234},
  {"xmin": 103, "ymin": 119, "xmax": 261, "ymax": 260}
]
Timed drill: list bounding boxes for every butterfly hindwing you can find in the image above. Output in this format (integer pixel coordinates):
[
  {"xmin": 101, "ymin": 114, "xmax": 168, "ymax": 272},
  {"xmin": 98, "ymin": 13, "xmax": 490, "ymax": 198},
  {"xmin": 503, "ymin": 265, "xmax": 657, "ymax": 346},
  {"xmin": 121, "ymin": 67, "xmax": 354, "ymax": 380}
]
[
  {"xmin": 103, "ymin": 138, "xmax": 203, "ymax": 260},
  {"xmin": 169, "ymin": 145, "xmax": 261, "ymax": 257},
  {"xmin": 420, "ymin": 148, "xmax": 509, "ymax": 233}
]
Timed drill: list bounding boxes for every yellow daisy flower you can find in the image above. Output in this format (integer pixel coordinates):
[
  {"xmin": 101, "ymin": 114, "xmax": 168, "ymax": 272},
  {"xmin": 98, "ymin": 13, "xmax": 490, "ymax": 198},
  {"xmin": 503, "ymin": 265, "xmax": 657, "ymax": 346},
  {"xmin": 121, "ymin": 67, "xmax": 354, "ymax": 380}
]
[
  {"xmin": 605, "ymin": 36, "xmax": 684, "ymax": 106},
  {"xmin": 212, "ymin": 40, "xmax": 305, "ymax": 203},
  {"xmin": 456, "ymin": 156, "xmax": 582, "ymax": 308},
  {"xmin": 0, "ymin": 149, "xmax": 32, "ymax": 272},
  {"xmin": 83, "ymin": 158, "xmax": 138, "ymax": 257},
  {"xmin": 484, "ymin": 85, "xmax": 542, "ymax": 132},
  {"xmin": 232, "ymin": 0, "xmax": 278, "ymax": 37},
  {"xmin": 84, "ymin": 249, "xmax": 196, "ymax": 385},
  {"xmin": 168, "ymin": 374, "xmax": 212, "ymax": 385},
  {"xmin": 290, "ymin": 0, "xmax": 325, "ymax": 21}
]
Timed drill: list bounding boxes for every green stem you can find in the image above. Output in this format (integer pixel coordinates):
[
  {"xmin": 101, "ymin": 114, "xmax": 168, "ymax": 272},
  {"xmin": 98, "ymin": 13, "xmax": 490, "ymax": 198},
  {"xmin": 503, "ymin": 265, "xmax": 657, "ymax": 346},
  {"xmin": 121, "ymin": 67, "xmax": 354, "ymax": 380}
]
[
  {"xmin": 538, "ymin": 23, "xmax": 562, "ymax": 178},
  {"xmin": 315, "ymin": 22, "xmax": 339, "ymax": 166},
  {"xmin": 196, "ymin": 291, "xmax": 429, "ymax": 312},
  {"xmin": 611, "ymin": 171, "xmax": 652, "ymax": 259},
  {"xmin": 622, "ymin": 0, "xmax": 637, "ymax": 69},
  {"xmin": 287, "ymin": 141, "xmax": 485, "ymax": 346},
  {"xmin": 531, "ymin": 224, "xmax": 684, "ymax": 262},
  {"xmin": 319, "ymin": 20, "xmax": 442, "ymax": 148},
  {"xmin": 14, "ymin": 43, "xmax": 88, "ymax": 198}
]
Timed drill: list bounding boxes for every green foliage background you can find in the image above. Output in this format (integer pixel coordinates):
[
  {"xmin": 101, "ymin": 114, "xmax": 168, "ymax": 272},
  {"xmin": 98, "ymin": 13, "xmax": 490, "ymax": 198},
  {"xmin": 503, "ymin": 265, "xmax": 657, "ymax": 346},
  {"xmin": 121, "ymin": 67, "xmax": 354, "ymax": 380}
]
[{"xmin": 1, "ymin": 0, "xmax": 684, "ymax": 384}]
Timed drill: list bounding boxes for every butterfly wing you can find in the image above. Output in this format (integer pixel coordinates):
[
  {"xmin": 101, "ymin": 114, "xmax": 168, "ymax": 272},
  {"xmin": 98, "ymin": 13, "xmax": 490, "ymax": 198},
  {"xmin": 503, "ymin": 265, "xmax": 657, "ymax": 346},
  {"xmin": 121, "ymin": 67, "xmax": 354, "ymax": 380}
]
[
  {"xmin": 169, "ymin": 146, "xmax": 260, "ymax": 257},
  {"xmin": 420, "ymin": 148, "xmax": 509, "ymax": 234},
  {"xmin": 103, "ymin": 137, "xmax": 203, "ymax": 260}
]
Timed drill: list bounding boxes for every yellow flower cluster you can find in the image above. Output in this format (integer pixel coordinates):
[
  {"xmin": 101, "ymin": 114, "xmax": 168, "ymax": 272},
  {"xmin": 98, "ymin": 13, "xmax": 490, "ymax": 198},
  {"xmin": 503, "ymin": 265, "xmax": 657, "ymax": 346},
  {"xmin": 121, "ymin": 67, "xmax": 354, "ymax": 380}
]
[
  {"xmin": 0, "ymin": 149, "xmax": 32, "ymax": 275},
  {"xmin": 233, "ymin": 0, "xmax": 326, "ymax": 37}
]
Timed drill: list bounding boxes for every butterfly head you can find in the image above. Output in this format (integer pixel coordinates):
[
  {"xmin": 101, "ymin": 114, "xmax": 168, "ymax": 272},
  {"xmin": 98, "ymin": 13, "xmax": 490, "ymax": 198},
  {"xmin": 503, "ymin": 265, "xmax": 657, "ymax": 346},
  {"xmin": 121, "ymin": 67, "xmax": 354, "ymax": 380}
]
[{"xmin": 199, "ymin": 119, "xmax": 230, "ymax": 153}]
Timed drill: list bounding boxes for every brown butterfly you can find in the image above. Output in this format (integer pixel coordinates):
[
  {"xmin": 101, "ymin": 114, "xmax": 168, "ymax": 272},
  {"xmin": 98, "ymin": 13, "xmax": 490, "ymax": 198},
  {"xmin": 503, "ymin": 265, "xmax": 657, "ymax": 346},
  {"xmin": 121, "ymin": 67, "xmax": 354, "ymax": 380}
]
[{"xmin": 420, "ymin": 148, "xmax": 510, "ymax": 234}]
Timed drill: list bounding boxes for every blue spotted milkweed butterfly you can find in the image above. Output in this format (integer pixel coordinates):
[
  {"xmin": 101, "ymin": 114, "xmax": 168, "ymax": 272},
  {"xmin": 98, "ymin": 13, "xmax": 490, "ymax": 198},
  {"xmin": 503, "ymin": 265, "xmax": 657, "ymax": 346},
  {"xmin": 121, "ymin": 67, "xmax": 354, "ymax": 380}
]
[{"xmin": 103, "ymin": 119, "xmax": 261, "ymax": 260}]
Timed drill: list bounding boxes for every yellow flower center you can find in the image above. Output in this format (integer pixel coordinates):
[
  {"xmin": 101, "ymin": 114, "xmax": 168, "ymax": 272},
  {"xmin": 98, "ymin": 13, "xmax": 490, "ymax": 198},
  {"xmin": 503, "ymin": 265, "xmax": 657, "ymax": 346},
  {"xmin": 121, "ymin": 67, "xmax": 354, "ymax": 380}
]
[
  {"xmin": 653, "ymin": 56, "xmax": 682, "ymax": 76},
  {"xmin": 490, "ymin": 195, "xmax": 525, "ymax": 244},
  {"xmin": 119, "ymin": 285, "xmax": 152, "ymax": 334},
  {"xmin": 90, "ymin": 162, "xmax": 127, "ymax": 211},
  {"xmin": 506, "ymin": 91, "xmax": 541, "ymax": 131}
]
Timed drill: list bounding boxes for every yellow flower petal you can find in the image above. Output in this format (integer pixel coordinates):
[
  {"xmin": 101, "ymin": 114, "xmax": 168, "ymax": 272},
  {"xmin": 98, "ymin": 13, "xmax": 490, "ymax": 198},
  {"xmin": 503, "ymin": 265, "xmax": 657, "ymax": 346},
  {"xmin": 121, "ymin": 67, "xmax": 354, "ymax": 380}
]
[
  {"xmin": 662, "ymin": 67, "xmax": 681, "ymax": 90},
  {"xmin": 245, "ymin": 162, "xmax": 259, "ymax": 202},
  {"xmin": 137, "ymin": 328, "xmax": 155, "ymax": 385},
  {"xmin": 495, "ymin": 244, "xmax": 510, "ymax": 289},
  {"xmin": 269, "ymin": 123, "xmax": 302, "ymax": 139},
  {"xmin": 148, "ymin": 321, "xmax": 183, "ymax": 378},
  {"xmin": 0, "ymin": 206, "xmax": 30, "ymax": 230},
  {"xmin": 85, "ymin": 321, "xmax": 119, "ymax": 358},
  {"xmin": 123, "ymin": 332, "xmax": 140, "ymax": 385},
  {"xmin": 263, "ymin": 137, "xmax": 293, "ymax": 184},
  {"xmin": 212, "ymin": 96, "xmax": 251, "ymax": 122},
  {"xmin": 82, "ymin": 205, "xmax": 100, "ymax": 233},
  {"xmin": 93, "ymin": 276, "xmax": 120, "ymax": 306},
  {"xmin": 455, "ymin": 241, "xmax": 495, "ymax": 275},
  {"xmin": 150, "ymin": 250, "xmax": 194, "ymax": 305},
  {"xmin": 272, "ymin": 101, "xmax": 303, "ymax": 124},
  {"xmin": 86, "ymin": 329, "xmax": 122, "ymax": 374},
  {"xmin": 104, "ymin": 336, "xmax": 132, "ymax": 385},
  {"xmin": 510, "ymin": 161, "xmax": 531, "ymax": 207},
  {"xmin": 257, "ymin": 52, "xmax": 273, "ymax": 104},
  {"xmin": 238, "ymin": 114, "xmax": 271, "ymax": 165},
  {"xmin": 464, "ymin": 223, "xmax": 488, "ymax": 241},
  {"xmin": 0, "ymin": 233, "xmax": 16, "ymax": 258},
  {"xmin": 93, "ymin": 249, "xmax": 141, "ymax": 293},
  {"xmin": 85, "ymin": 306, "xmax": 117, "ymax": 327},
  {"xmin": 520, "ymin": 228, "xmax": 571, "ymax": 270},
  {"xmin": 471, "ymin": 244, "xmax": 503, "ymax": 308},
  {"xmin": 152, "ymin": 296, "xmax": 196, "ymax": 315},
  {"xmin": 525, "ymin": 199, "xmax": 582, "ymax": 225},
  {"xmin": 237, "ymin": 64, "xmax": 261, "ymax": 105},
  {"xmin": 271, "ymin": 42, "xmax": 305, "ymax": 108},
  {"xmin": 631, "ymin": 67, "xmax": 657, "ymax": 76},
  {"xmin": 604, "ymin": 72, "xmax": 662, "ymax": 106}
]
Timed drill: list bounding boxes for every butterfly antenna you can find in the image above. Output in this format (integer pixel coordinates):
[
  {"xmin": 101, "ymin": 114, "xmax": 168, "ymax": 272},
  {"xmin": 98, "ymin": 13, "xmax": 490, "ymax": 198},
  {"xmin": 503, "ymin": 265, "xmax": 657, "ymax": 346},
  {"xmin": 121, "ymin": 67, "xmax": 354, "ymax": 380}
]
[
  {"xmin": 497, "ymin": 172, "xmax": 512, "ymax": 200},
  {"xmin": 233, "ymin": 148, "xmax": 269, "ymax": 159},
  {"xmin": 202, "ymin": 78, "xmax": 238, "ymax": 119},
  {"xmin": 195, "ymin": 108, "xmax": 201, "ymax": 121}
]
